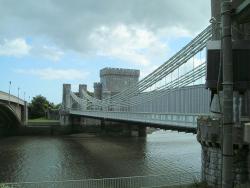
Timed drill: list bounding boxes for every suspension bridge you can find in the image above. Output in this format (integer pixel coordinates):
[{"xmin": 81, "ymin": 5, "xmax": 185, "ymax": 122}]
[
  {"xmin": 58, "ymin": 1, "xmax": 250, "ymax": 186},
  {"xmin": 60, "ymin": 24, "xmax": 214, "ymax": 133}
]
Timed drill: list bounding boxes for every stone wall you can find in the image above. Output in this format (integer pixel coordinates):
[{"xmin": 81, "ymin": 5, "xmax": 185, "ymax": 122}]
[
  {"xmin": 94, "ymin": 82, "xmax": 102, "ymax": 99},
  {"xmin": 197, "ymin": 116, "xmax": 250, "ymax": 187},
  {"xmin": 100, "ymin": 67, "xmax": 140, "ymax": 97}
]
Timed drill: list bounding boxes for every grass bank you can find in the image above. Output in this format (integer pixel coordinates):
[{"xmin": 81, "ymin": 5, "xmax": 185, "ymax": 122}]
[{"xmin": 28, "ymin": 117, "xmax": 59, "ymax": 126}]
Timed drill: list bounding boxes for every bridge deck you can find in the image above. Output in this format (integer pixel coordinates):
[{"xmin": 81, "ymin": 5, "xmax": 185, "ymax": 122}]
[
  {"xmin": 70, "ymin": 109, "xmax": 208, "ymax": 131},
  {"xmin": 0, "ymin": 91, "xmax": 25, "ymax": 105}
]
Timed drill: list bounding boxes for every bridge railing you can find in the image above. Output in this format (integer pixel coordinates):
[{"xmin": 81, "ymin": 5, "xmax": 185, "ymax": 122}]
[
  {"xmin": 70, "ymin": 108, "xmax": 208, "ymax": 128},
  {"xmin": 0, "ymin": 91, "xmax": 25, "ymax": 105},
  {"xmin": 0, "ymin": 172, "xmax": 201, "ymax": 188}
]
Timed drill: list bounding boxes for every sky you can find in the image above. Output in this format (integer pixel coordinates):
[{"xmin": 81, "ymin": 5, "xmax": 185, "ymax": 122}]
[{"xmin": 0, "ymin": 0, "xmax": 211, "ymax": 104}]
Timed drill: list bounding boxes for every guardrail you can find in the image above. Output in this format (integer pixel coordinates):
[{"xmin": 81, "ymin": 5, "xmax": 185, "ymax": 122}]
[
  {"xmin": 70, "ymin": 108, "xmax": 208, "ymax": 128},
  {"xmin": 0, "ymin": 91, "xmax": 25, "ymax": 105},
  {"xmin": 0, "ymin": 172, "xmax": 201, "ymax": 188}
]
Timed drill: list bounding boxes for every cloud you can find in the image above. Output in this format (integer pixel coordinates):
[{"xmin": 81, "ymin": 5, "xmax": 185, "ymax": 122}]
[
  {"xmin": 0, "ymin": 38, "xmax": 31, "ymax": 57},
  {"xmin": 0, "ymin": 0, "xmax": 210, "ymax": 54},
  {"xmin": 16, "ymin": 68, "xmax": 89, "ymax": 80},
  {"xmin": 157, "ymin": 26, "xmax": 192, "ymax": 39},
  {"xmin": 89, "ymin": 24, "xmax": 168, "ymax": 66},
  {"xmin": 32, "ymin": 45, "xmax": 64, "ymax": 62}
]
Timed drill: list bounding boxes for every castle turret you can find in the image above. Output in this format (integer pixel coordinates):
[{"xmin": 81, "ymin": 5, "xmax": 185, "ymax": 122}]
[
  {"xmin": 94, "ymin": 82, "xmax": 102, "ymax": 100},
  {"xmin": 79, "ymin": 84, "xmax": 87, "ymax": 99},
  {"xmin": 100, "ymin": 67, "xmax": 140, "ymax": 98}
]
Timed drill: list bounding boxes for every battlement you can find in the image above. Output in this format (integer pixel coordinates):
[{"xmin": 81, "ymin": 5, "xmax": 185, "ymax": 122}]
[
  {"xmin": 94, "ymin": 82, "xmax": 102, "ymax": 88},
  {"xmin": 100, "ymin": 67, "xmax": 140, "ymax": 78}
]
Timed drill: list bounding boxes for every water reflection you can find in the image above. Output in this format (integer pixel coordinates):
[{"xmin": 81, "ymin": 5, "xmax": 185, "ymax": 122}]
[{"xmin": 0, "ymin": 130, "xmax": 200, "ymax": 183}]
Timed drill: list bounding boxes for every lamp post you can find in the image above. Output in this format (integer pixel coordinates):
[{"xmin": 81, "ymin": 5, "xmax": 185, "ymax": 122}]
[
  {"xmin": 24, "ymin": 92, "xmax": 26, "ymax": 101},
  {"xmin": 17, "ymin": 87, "xmax": 20, "ymax": 111},
  {"xmin": 8, "ymin": 81, "xmax": 11, "ymax": 105},
  {"xmin": 18, "ymin": 87, "xmax": 20, "ymax": 104}
]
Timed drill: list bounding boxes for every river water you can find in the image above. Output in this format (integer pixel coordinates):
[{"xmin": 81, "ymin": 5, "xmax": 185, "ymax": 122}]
[{"xmin": 0, "ymin": 130, "xmax": 201, "ymax": 183}]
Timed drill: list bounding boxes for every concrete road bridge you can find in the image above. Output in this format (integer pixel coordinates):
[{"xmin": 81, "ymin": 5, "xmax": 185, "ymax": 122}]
[{"xmin": 0, "ymin": 91, "xmax": 28, "ymax": 135}]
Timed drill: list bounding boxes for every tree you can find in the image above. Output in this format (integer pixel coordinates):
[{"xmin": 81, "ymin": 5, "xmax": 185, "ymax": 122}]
[{"xmin": 29, "ymin": 95, "xmax": 52, "ymax": 119}]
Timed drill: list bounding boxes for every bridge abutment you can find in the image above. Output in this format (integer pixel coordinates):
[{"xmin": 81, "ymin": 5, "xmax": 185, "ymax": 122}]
[
  {"xmin": 138, "ymin": 126, "xmax": 147, "ymax": 137},
  {"xmin": 60, "ymin": 84, "xmax": 72, "ymax": 127},
  {"xmin": 99, "ymin": 120, "xmax": 132, "ymax": 137},
  {"xmin": 60, "ymin": 113, "xmax": 71, "ymax": 126},
  {"xmin": 21, "ymin": 101, "xmax": 28, "ymax": 125},
  {"xmin": 122, "ymin": 125, "xmax": 132, "ymax": 137},
  {"xmin": 197, "ymin": 116, "xmax": 250, "ymax": 187}
]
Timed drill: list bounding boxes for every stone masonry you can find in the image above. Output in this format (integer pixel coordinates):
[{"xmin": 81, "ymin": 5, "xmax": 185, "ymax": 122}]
[
  {"xmin": 95, "ymin": 67, "xmax": 140, "ymax": 99},
  {"xmin": 197, "ymin": 116, "xmax": 250, "ymax": 187}
]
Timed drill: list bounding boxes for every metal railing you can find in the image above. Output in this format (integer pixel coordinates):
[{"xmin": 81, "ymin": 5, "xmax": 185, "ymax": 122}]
[
  {"xmin": 0, "ymin": 91, "xmax": 25, "ymax": 106},
  {"xmin": 70, "ymin": 108, "xmax": 207, "ymax": 128},
  {"xmin": 0, "ymin": 172, "xmax": 200, "ymax": 188}
]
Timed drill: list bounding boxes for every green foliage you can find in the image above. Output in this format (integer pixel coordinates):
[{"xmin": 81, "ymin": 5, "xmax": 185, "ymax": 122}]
[
  {"xmin": 87, "ymin": 91, "xmax": 94, "ymax": 97},
  {"xmin": 0, "ymin": 184, "xmax": 12, "ymax": 188},
  {"xmin": 29, "ymin": 95, "xmax": 58, "ymax": 119}
]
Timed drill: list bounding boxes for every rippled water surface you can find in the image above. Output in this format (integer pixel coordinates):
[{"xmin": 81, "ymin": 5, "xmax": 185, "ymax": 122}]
[{"xmin": 0, "ymin": 130, "xmax": 201, "ymax": 183}]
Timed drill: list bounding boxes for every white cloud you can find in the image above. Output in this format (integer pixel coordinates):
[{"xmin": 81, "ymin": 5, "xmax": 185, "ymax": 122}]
[
  {"xmin": 0, "ymin": 0, "xmax": 210, "ymax": 54},
  {"xmin": 140, "ymin": 64, "xmax": 159, "ymax": 79},
  {"xmin": 32, "ymin": 45, "xmax": 64, "ymax": 62},
  {"xmin": 0, "ymin": 38, "xmax": 31, "ymax": 57},
  {"xmin": 89, "ymin": 24, "xmax": 168, "ymax": 66},
  {"xmin": 16, "ymin": 68, "xmax": 89, "ymax": 80},
  {"xmin": 157, "ymin": 26, "xmax": 192, "ymax": 39}
]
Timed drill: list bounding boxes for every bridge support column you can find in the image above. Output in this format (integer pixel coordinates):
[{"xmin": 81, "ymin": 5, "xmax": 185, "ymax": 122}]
[
  {"xmin": 197, "ymin": 116, "xmax": 250, "ymax": 187},
  {"xmin": 79, "ymin": 84, "xmax": 87, "ymax": 110},
  {"xmin": 21, "ymin": 101, "xmax": 28, "ymax": 125},
  {"xmin": 100, "ymin": 119, "xmax": 105, "ymax": 133},
  {"xmin": 60, "ymin": 114, "xmax": 71, "ymax": 126},
  {"xmin": 122, "ymin": 125, "xmax": 132, "ymax": 137},
  {"xmin": 63, "ymin": 84, "xmax": 71, "ymax": 110},
  {"xmin": 138, "ymin": 126, "xmax": 146, "ymax": 137},
  {"xmin": 100, "ymin": 120, "xmax": 133, "ymax": 137},
  {"xmin": 71, "ymin": 115, "xmax": 85, "ymax": 132},
  {"xmin": 60, "ymin": 84, "xmax": 72, "ymax": 127}
]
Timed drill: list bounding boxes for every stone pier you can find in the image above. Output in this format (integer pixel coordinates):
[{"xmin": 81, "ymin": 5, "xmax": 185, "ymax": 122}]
[
  {"xmin": 197, "ymin": 116, "xmax": 250, "ymax": 187},
  {"xmin": 138, "ymin": 126, "xmax": 147, "ymax": 137},
  {"xmin": 60, "ymin": 84, "xmax": 71, "ymax": 126},
  {"xmin": 100, "ymin": 120, "xmax": 146, "ymax": 137}
]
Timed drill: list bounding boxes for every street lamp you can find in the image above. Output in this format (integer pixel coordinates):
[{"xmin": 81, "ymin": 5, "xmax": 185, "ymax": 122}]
[
  {"xmin": 8, "ymin": 81, "xmax": 11, "ymax": 105},
  {"xmin": 24, "ymin": 92, "xmax": 26, "ymax": 101},
  {"xmin": 18, "ymin": 87, "xmax": 20, "ymax": 107}
]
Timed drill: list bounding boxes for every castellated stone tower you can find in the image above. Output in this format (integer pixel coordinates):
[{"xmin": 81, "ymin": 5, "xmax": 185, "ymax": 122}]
[
  {"xmin": 94, "ymin": 82, "xmax": 102, "ymax": 100},
  {"xmin": 100, "ymin": 67, "xmax": 140, "ymax": 99}
]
